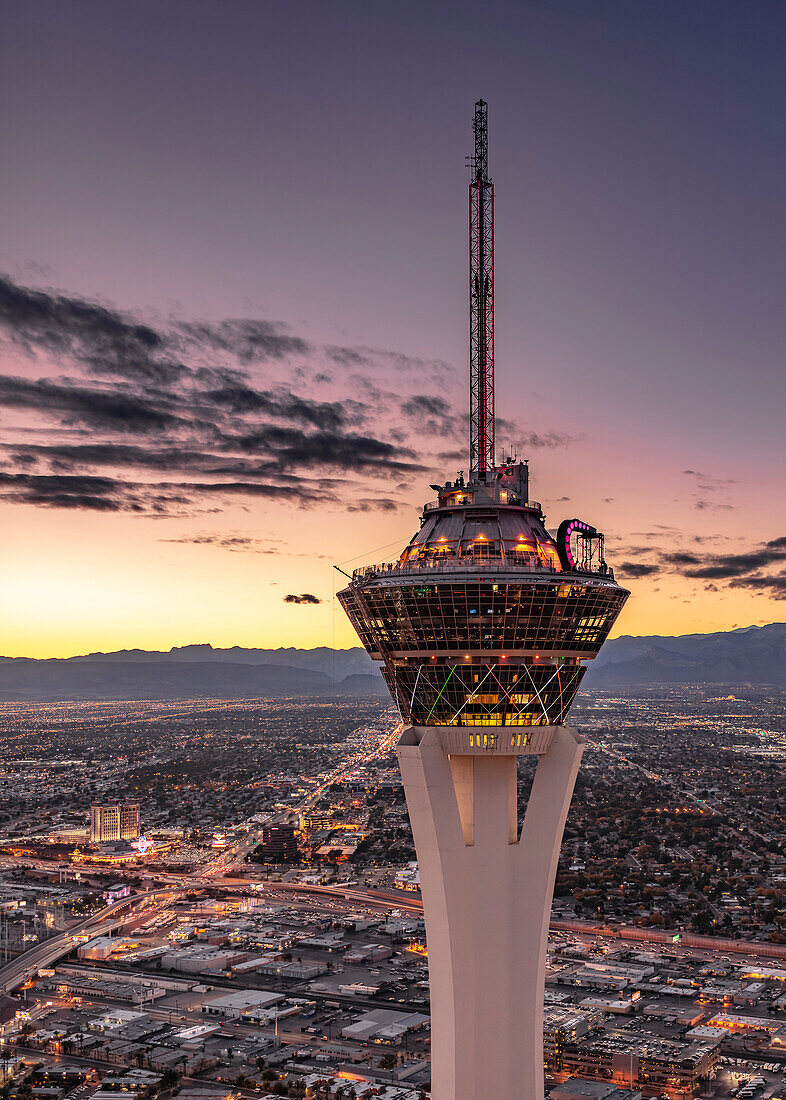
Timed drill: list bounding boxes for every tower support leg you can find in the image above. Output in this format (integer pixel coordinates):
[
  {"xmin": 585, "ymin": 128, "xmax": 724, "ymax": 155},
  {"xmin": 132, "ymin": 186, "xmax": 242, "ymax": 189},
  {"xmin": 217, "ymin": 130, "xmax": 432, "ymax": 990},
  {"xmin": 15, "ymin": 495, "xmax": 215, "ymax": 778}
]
[{"xmin": 396, "ymin": 725, "xmax": 583, "ymax": 1100}]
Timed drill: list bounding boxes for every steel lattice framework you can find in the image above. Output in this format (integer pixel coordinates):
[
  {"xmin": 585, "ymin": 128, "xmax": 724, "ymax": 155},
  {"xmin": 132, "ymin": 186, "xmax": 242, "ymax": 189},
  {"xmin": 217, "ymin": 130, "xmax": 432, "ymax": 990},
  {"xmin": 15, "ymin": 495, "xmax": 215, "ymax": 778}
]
[{"xmin": 469, "ymin": 99, "xmax": 494, "ymax": 478}]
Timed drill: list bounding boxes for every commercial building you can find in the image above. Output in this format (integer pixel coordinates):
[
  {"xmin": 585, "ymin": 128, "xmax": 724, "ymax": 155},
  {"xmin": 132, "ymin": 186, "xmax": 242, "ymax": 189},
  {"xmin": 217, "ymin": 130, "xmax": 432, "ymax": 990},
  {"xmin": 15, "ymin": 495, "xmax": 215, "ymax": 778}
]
[
  {"xmin": 199, "ymin": 990, "xmax": 285, "ymax": 1019},
  {"xmin": 543, "ymin": 1007, "xmax": 602, "ymax": 1068},
  {"xmin": 557, "ymin": 1035, "xmax": 720, "ymax": 1098},
  {"xmin": 550, "ymin": 1080, "xmax": 641, "ymax": 1100},
  {"xmin": 102, "ymin": 883, "xmax": 131, "ymax": 903},
  {"xmin": 90, "ymin": 802, "xmax": 140, "ymax": 843},
  {"xmin": 341, "ymin": 1009, "xmax": 429, "ymax": 1043},
  {"xmin": 255, "ymin": 823, "xmax": 298, "ymax": 862}
]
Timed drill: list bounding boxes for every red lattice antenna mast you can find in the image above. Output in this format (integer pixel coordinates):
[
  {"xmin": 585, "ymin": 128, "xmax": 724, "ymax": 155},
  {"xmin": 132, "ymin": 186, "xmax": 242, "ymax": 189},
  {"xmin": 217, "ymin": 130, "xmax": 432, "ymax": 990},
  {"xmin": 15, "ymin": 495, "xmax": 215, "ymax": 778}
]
[{"xmin": 469, "ymin": 98, "xmax": 494, "ymax": 478}]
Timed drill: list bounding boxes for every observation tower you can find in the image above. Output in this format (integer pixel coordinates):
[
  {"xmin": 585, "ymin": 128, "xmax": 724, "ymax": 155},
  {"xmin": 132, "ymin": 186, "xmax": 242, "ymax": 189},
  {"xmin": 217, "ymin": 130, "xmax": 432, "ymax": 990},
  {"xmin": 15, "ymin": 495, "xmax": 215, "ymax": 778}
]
[{"xmin": 338, "ymin": 101, "xmax": 629, "ymax": 1100}]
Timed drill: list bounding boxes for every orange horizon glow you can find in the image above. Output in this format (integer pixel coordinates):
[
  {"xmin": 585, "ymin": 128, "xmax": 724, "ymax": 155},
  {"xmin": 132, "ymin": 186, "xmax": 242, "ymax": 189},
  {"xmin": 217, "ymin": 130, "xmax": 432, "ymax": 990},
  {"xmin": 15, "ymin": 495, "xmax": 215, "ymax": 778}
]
[{"xmin": 1, "ymin": 491, "xmax": 781, "ymax": 662}]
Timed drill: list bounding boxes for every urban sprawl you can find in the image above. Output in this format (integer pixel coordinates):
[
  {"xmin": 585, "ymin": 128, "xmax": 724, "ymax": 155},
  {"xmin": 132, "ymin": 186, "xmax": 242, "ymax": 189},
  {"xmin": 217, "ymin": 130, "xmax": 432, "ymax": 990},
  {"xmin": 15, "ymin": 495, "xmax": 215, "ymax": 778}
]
[{"xmin": 0, "ymin": 687, "xmax": 782, "ymax": 1100}]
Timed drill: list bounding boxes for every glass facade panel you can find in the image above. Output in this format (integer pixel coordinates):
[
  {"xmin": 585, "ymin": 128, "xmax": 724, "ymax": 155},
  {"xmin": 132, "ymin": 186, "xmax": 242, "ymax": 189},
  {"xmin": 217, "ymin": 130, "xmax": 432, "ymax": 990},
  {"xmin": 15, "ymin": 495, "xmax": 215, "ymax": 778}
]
[{"xmin": 338, "ymin": 514, "xmax": 629, "ymax": 729}]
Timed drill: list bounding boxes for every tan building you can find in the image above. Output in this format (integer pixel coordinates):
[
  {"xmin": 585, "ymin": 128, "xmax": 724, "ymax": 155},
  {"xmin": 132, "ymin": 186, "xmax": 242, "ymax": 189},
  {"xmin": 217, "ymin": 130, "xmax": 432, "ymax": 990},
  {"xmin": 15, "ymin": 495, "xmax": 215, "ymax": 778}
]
[{"xmin": 90, "ymin": 801, "xmax": 140, "ymax": 842}]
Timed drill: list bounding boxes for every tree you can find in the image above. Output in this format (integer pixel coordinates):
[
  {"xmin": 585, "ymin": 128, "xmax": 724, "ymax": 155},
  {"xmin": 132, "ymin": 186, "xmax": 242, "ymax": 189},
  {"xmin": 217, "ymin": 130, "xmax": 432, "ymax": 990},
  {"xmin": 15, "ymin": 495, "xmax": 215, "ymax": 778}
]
[{"xmin": 160, "ymin": 1069, "xmax": 180, "ymax": 1090}]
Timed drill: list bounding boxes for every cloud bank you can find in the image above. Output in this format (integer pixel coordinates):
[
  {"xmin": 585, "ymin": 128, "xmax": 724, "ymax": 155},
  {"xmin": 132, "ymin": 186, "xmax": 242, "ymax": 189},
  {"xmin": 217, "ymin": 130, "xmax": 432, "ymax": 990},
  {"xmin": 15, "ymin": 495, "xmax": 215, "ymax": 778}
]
[
  {"xmin": 615, "ymin": 536, "xmax": 786, "ymax": 600},
  {"xmin": 0, "ymin": 275, "xmax": 459, "ymax": 517},
  {"xmin": 0, "ymin": 275, "xmax": 580, "ymax": 523}
]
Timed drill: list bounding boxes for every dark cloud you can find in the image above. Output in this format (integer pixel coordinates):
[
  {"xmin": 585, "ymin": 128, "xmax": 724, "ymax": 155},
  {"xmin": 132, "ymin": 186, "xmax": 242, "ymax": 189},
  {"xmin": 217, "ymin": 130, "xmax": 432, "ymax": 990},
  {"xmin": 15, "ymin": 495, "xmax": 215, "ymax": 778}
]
[
  {"xmin": 0, "ymin": 275, "xmax": 430, "ymax": 515},
  {"xmin": 516, "ymin": 431, "xmax": 576, "ymax": 449},
  {"xmin": 174, "ymin": 480, "xmax": 329, "ymax": 506},
  {"xmin": 681, "ymin": 542, "xmax": 785, "ymax": 580},
  {"xmin": 181, "ymin": 319, "xmax": 309, "ymax": 362},
  {"xmin": 159, "ymin": 533, "xmax": 330, "ymax": 560},
  {"xmin": 7, "ymin": 442, "xmax": 219, "ymax": 472},
  {"xmin": 662, "ymin": 551, "xmax": 702, "ymax": 566},
  {"xmin": 0, "ymin": 273, "xmax": 578, "ymax": 525},
  {"xmin": 203, "ymin": 377, "xmax": 350, "ymax": 430},
  {"xmin": 683, "ymin": 469, "xmax": 738, "ymax": 513},
  {"xmin": 5, "ymin": 443, "xmax": 340, "ymax": 489},
  {"xmin": 232, "ymin": 424, "xmax": 422, "ymax": 473},
  {"xmin": 0, "ymin": 374, "xmax": 182, "ymax": 433},
  {"xmin": 9, "ymin": 452, "xmax": 37, "ymax": 468},
  {"xmin": 399, "ymin": 393, "xmax": 458, "ymax": 439},
  {"xmin": 0, "ymin": 274, "xmax": 184, "ymax": 383},
  {"xmin": 617, "ymin": 561, "xmax": 661, "ymax": 578},
  {"xmin": 283, "ymin": 593, "xmax": 322, "ymax": 605},
  {"xmin": 0, "ymin": 468, "xmax": 330, "ymax": 514},
  {"xmin": 161, "ymin": 534, "xmax": 269, "ymax": 552},
  {"xmin": 728, "ymin": 574, "xmax": 786, "ymax": 598},
  {"xmin": 683, "ymin": 469, "xmax": 738, "ymax": 487},
  {"xmin": 355, "ymin": 346, "xmax": 452, "ymax": 377},
  {"xmin": 617, "ymin": 537, "xmax": 786, "ymax": 600},
  {"xmin": 346, "ymin": 498, "xmax": 400, "ymax": 513},
  {"xmin": 401, "ymin": 395, "xmax": 451, "ymax": 418},
  {"xmin": 324, "ymin": 346, "xmax": 372, "ymax": 368},
  {"xmin": 0, "ymin": 471, "xmax": 134, "ymax": 512}
]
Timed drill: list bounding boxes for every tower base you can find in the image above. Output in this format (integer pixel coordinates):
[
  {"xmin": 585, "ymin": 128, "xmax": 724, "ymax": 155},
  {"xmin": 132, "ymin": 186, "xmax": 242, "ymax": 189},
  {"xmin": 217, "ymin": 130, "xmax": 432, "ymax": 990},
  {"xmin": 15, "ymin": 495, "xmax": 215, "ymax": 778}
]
[{"xmin": 396, "ymin": 724, "xmax": 583, "ymax": 1100}]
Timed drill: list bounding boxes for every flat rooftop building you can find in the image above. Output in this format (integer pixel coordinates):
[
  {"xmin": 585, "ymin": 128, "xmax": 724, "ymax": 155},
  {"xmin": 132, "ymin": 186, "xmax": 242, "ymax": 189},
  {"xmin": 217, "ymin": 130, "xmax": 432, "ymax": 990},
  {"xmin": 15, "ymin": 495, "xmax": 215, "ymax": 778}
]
[
  {"xmin": 342, "ymin": 1009, "xmax": 429, "ymax": 1043},
  {"xmin": 551, "ymin": 1080, "xmax": 642, "ymax": 1100}
]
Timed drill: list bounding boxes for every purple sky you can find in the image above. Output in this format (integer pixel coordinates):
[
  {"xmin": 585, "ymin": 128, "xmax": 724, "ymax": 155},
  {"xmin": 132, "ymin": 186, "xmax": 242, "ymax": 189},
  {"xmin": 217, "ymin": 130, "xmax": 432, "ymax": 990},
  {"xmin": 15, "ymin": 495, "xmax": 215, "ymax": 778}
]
[{"xmin": 0, "ymin": 1, "xmax": 784, "ymax": 655}]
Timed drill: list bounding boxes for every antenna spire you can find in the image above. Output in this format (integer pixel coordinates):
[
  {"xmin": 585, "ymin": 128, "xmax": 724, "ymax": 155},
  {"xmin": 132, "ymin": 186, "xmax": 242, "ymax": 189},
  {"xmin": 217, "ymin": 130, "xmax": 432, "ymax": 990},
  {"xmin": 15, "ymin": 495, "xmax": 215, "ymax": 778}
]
[{"xmin": 469, "ymin": 98, "xmax": 494, "ymax": 478}]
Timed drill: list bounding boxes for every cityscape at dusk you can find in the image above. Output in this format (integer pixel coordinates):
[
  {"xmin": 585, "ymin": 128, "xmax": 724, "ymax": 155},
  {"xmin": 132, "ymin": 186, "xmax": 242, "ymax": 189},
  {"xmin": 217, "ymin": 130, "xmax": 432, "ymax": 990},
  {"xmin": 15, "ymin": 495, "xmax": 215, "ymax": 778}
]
[
  {"xmin": 1, "ymin": 3, "xmax": 784, "ymax": 657},
  {"xmin": 0, "ymin": 4, "xmax": 784, "ymax": 1100}
]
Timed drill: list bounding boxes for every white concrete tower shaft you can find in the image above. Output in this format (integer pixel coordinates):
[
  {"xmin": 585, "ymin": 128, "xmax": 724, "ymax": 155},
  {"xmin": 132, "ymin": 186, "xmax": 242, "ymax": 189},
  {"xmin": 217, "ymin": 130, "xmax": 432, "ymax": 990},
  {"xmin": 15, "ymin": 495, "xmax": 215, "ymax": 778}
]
[{"xmin": 396, "ymin": 725, "xmax": 584, "ymax": 1100}]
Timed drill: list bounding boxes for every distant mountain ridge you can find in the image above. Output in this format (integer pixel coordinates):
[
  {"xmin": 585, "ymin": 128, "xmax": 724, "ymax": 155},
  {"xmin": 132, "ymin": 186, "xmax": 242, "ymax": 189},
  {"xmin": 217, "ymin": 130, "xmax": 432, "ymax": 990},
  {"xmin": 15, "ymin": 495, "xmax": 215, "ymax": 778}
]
[
  {"xmin": 587, "ymin": 621, "xmax": 784, "ymax": 688},
  {"xmin": 0, "ymin": 624, "xmax": 782, "ymax": 700}
]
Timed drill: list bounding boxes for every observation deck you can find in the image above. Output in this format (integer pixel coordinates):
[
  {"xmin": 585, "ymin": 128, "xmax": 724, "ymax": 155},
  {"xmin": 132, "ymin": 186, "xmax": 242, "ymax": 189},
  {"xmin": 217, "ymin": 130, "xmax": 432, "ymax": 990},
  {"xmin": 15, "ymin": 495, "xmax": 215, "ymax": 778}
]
[
  {"xmin": 351, "ymin": 554, "xmax": 614, "ymax": 583},
  {"xmin": 338, "ymin": 460, "xmax": 629, "ymax": 729}
]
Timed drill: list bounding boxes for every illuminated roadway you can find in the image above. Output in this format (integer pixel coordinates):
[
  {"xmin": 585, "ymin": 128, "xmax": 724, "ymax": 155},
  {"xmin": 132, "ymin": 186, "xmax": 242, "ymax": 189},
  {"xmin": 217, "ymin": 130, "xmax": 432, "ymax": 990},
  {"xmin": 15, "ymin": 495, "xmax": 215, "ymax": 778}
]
[
  {"xmin": 8, "ymin": 715, "xmax": 783, "ymax": 998},
  {"xmin": 0, "ymin": 722, "xmax": 405, "ymax": 992},
  {"xmin": 0, "ymin": 890, "xmax": 177, "ymax": 996},
  {"xmin": 195, "ymin": 880, "xmax": 786, "ymax": 960},
  {"xmin": 2, "ymin": 874, "xmax": 783, "ymax": 1001},
  {"xmin": 173, "ymin": 720, "xmax": 404, "ymax": 883}
]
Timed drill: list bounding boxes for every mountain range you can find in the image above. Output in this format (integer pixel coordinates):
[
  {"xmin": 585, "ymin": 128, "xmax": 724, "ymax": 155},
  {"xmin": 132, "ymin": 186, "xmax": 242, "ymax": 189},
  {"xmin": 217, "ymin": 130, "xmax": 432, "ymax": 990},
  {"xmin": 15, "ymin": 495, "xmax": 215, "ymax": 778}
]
[{"xmin": 0, "ymin": 623, "xmax": 782, "ymax": 701}]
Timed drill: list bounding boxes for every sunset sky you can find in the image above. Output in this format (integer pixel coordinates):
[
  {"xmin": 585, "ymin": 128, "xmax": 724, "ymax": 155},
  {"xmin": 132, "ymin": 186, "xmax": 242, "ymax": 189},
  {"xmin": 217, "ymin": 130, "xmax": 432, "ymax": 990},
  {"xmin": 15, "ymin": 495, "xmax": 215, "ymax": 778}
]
[{"xmin": 1, "ymin": 1, "xmax": 784, "ymax": 658}]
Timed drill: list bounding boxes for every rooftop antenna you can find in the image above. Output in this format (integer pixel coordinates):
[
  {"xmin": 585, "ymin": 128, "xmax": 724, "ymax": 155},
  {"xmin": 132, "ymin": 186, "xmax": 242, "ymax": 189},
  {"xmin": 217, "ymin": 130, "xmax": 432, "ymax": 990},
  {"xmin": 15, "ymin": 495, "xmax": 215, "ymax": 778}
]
[{"xmin": 469, "ymin": 99, "xmax": 494, "ymax": 479}]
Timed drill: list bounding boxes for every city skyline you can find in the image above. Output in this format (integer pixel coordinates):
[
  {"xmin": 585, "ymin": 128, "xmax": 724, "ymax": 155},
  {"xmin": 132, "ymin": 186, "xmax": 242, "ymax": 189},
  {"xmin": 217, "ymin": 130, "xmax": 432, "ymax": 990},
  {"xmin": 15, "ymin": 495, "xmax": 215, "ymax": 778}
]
[{"xmin": 1, "ymin": 1, "xmax": 785, "ymax": 658}]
